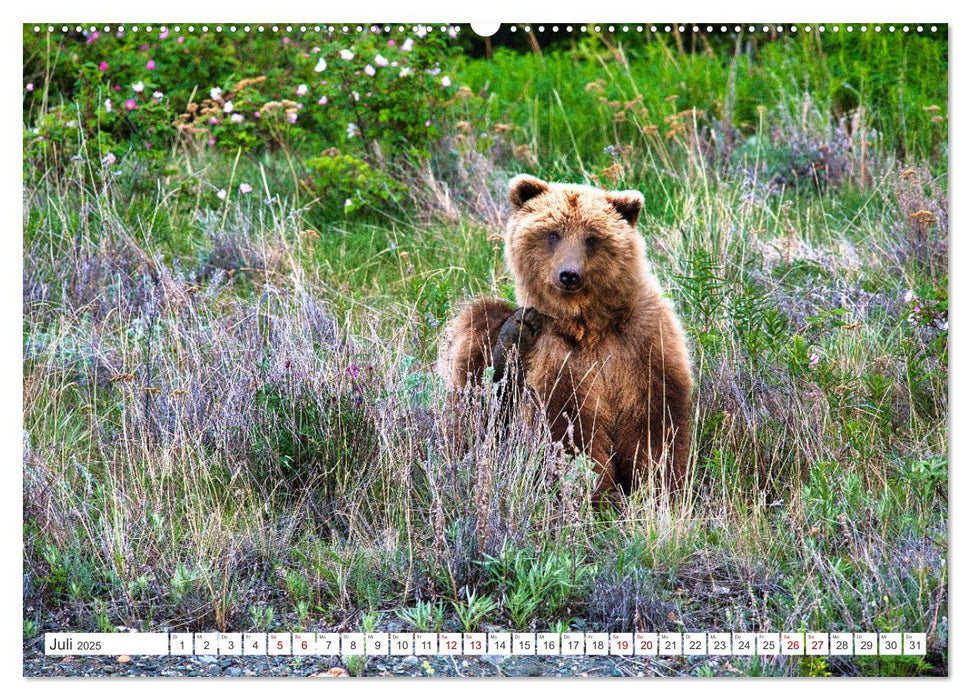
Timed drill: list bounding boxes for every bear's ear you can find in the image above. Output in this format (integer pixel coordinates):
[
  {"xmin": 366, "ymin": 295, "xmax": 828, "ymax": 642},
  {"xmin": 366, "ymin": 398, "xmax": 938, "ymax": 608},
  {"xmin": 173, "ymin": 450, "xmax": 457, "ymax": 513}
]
[
  {"xmin": 606, "ymin": 190, "xmax": 644, "ymax": 227},
  {"xmin": 508, "ymin": 175, "xmax": 550, "ymax": 209}
]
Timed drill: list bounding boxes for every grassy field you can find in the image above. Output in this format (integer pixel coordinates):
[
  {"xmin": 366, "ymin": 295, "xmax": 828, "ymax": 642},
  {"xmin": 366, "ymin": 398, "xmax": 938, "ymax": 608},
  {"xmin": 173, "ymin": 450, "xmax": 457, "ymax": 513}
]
[{"xmin": 22, "ymin": 26, "xmax": 947, "ymax": 676}]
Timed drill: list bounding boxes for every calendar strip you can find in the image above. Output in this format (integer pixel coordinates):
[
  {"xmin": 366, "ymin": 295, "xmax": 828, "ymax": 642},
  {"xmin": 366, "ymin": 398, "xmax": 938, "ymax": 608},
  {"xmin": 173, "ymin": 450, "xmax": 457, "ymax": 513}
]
[{"xmin": 45, "ymin": 632, "xmax": 927, "ymax": 657}]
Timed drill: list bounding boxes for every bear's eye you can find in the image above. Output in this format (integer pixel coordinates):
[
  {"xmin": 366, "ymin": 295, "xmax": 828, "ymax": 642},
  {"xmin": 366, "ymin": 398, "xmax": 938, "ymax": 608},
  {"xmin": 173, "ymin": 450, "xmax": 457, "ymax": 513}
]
[
  {"xmin": 548, "ymin": 232, "xmax": 561, "ymax": 246},
  {"xmin": 585, "ymin": 235, "xmax": 599, "ymax": 248}
]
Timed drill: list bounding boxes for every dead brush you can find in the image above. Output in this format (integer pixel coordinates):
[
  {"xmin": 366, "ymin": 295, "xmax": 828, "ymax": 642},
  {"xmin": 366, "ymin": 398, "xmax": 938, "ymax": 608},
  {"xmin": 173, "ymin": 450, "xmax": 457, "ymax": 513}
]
[{"xmin": 889, "ymin": 163, "xmax": 948, "ymax": 279}]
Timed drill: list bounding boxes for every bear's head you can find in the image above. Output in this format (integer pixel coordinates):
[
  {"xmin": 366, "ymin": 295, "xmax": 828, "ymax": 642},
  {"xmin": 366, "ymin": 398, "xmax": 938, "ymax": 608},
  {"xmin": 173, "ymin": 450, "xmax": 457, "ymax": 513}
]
[{"xmin": 504, "ymin": 174, "xmax": 650, "ymax": 326}]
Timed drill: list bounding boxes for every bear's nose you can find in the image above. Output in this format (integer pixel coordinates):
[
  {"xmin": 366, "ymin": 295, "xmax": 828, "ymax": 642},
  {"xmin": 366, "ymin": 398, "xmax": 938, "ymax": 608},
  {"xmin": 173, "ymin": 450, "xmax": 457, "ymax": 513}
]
[{"xmin": 558, "ymin": 269, "xmax": 583, "ymax": 290}]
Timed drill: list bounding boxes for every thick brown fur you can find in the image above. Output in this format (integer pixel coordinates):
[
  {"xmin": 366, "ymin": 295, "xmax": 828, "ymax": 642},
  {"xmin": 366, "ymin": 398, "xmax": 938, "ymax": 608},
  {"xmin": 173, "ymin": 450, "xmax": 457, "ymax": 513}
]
[
  {"xmin": 437, "ymin": 297, "xmax": 518, "ymax": 389},
  {"xmin": 439, "ymin": 175, "xmax": 693, "ymax": 504}
]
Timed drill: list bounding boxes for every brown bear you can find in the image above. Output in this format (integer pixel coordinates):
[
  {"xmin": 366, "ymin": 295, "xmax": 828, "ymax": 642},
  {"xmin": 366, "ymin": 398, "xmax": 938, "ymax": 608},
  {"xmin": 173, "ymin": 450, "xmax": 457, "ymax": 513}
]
[{"xmin": 439, "ymin": 175, "xmax": 693, "ymax": 505}]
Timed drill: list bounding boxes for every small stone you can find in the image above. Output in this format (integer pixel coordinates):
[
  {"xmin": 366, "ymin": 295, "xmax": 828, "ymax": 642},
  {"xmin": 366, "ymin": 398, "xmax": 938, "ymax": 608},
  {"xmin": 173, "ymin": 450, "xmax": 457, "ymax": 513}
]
[
  {"xmin": 116, "ymin": 655, "xmax": 131, "ymax": 663},
  {"xmin": 197, "ymin": 655, "xmax": 218, "ymax": 664},
  {"xmin": 225, "ymin": 667, "xmax": 242, "ymax": 677},
  {"xmin": 401, "ymin": 655, "xmax": 420, "ymax": 668},
  {"xmin": 509, "ymin": 659, "xmax": 544, "ymax": 677}
]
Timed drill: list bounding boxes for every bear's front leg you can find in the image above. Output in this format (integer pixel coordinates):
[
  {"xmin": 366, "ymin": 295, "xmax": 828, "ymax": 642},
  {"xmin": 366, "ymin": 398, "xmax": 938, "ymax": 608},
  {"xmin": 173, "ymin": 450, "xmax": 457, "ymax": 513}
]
[
  {"xmin": 549, "ymin": 407, "xmax": 621, "ymax": 510},
  {"xmin": 589, "ymin": 437, "xmax": 624, "ymax": 511},
  {"xmin": 491, "ymin": 307, "xmax": 544, "ymax": 422},
  {"xmin": 491, "ymin": 307, "xmax": 544, "ymax": 382}
]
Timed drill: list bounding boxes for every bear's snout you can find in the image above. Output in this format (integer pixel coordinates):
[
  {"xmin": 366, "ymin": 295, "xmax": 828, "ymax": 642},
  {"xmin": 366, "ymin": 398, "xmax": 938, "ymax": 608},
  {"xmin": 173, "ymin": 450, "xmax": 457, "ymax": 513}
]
[{"xmin": 557, "ymin": 268, "xmax": 584, "ymax": 291}]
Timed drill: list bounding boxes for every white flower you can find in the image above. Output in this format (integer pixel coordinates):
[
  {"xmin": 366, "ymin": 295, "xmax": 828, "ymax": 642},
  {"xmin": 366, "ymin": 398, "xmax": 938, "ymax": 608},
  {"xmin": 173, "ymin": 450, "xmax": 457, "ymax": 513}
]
[
  {"xmin": 296, "ymin": 84, "xmax": 308, "ymax": 96},
  {"xmin": 416, "ymin": 26, "xmax": 427, "ymax": 38},
  {"xmin": 104, "ymin": 98, "xmax": 112, "ymax": 113},
  {"xmin": 364, "ymin": 64, "xmax": 376, "ymax": 77},
  {"xmin": 101, "ymin": 152, "xmax": 116, "ymax": 165},
  {"xmin": 903, "ymin": 289, "xmax": 915, "ymax": 303},
  {"xmin": 399, "ymin": 67, "xmax": 412, "ymax": 78},
  {"xmin": 210, "ymin": 87, "xmax": 222, "ymax": 100},
  {"xmin": 352, "ymin": 91, "xmax": 360, "ymax": 102},
  {"xmin": 441, "ymin": 76, "xmax": 451, "ymax": 87},
  {"xmin": 152, "ymin": 91, "xmax": 164, "ymax": 100},
  {"xmin": 429, "ymin": 66, "xmax": 441, "ymax": 76},
  {"xmin": 374, "ymin": 54, "xmax": 388, "ymax": 67},
  {"xmin": 287, "ymin": 112, "xmax": 297, "ymax": 124},
  {"xmin": 401, "ymin": 38, "xmax": 414, "ymax": 52},
  {"xmin": 344, "ymin": 198, "xmax": 353, "ymax": 209},
  {"xmin": 239, "ymin": 183, "xmax": 253, "ymax": 194},
  {"xmin": 217, "ymin": 189, "xmax": 227, "ymax": 200},
  {"xmin": 66, "ymin": 120, "xmax": 75, "ymax": 128},
  {"xmin": 231, "ymin": 113, "xmax": 244, "ymax": 123},
  {"xmin": 223, "ymin": 101, "xmax": 234, "ymax": 113},
  {"xmin": 347, "ymin": 122, "xmax": 359, "ymax": 138},
  {"xmin": 314, "ymin": 58, "xmax": 327, "ymax": 72},
  {"xmin": 318, "ymin": 95, "xmax": 328, "ymax": 105},
  {"xmin": 340, "ymin": 49, "xmax": 354, "ymax": 60},
  {"xmin": 132, "ymin": 81, "xmax": 145, "ymax": 93}
]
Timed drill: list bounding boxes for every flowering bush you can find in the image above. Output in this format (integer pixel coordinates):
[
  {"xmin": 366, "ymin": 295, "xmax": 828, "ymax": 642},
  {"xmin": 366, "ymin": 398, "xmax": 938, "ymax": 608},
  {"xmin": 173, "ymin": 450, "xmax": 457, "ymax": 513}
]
[{"xmin": 23, "ymin": 25, "xmax": 458, "ymax": 177}]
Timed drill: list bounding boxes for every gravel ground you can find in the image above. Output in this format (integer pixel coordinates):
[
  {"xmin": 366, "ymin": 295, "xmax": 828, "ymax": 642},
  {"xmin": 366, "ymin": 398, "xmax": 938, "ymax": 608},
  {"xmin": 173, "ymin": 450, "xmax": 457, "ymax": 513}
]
[{"xmin": 23, "ymin": 638, "xmax": 738, "ymax": 678}]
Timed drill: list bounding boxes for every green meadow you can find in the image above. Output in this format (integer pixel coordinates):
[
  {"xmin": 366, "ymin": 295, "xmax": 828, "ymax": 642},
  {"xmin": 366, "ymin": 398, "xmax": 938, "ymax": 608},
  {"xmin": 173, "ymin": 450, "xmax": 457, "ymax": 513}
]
[{"xmin": 22, "ymin": 25, "xmax": 947, "ymax": 676}]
